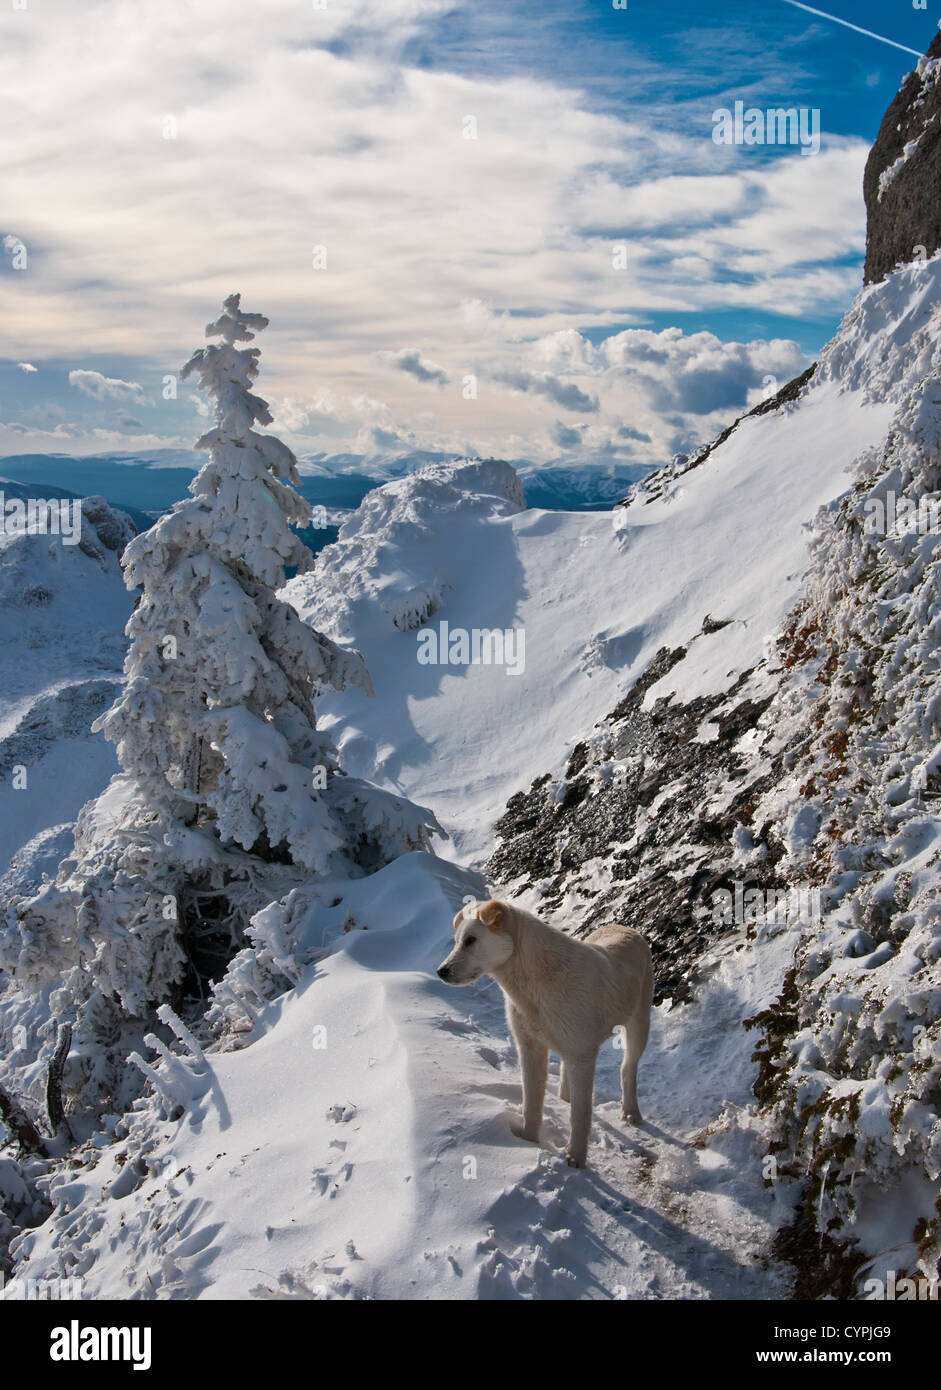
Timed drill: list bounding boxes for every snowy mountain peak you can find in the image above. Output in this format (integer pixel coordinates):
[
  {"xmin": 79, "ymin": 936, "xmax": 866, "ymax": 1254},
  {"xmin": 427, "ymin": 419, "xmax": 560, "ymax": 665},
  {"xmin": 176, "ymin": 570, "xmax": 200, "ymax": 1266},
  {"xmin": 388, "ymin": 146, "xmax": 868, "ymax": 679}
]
[{"xmin": 285, "ymin": 456, "xmax": 526, "ymax": 639}]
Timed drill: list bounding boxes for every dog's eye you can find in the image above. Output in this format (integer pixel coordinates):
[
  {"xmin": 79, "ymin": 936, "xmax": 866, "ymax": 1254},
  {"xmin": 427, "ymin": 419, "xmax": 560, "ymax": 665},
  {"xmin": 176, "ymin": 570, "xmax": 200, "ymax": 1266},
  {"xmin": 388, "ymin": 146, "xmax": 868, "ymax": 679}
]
[{"xmin": 464, "ymin": 936, "xmax": 476, "ymax": 947}]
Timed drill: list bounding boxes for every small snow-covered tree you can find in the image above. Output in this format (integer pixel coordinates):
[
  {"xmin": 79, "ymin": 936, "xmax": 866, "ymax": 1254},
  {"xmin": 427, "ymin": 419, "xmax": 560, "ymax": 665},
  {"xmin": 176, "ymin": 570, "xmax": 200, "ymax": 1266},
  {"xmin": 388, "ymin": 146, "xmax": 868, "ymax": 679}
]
[
  {"xmin": 100, "ymin": 294, "xmax": 376, "ymax": 875},
  {"xmin": 1, "ymin": 295, "xmax": 440, "ymax": 1111}
]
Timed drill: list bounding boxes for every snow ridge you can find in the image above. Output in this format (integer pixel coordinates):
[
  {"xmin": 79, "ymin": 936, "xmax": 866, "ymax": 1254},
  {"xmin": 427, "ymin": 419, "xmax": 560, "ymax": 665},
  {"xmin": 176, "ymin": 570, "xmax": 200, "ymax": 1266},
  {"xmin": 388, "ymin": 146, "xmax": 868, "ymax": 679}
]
[{"xmin": 285, "ymin": 458, "xmax": 525, "ymax": 639}]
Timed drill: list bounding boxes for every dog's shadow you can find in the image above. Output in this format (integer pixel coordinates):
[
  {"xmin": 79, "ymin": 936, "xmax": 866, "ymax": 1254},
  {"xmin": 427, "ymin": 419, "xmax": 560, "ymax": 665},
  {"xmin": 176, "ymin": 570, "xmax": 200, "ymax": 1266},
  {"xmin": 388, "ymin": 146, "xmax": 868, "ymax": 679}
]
[
  {"xmin": 471, "ymin": 1081, "xmax": 605, "ymax": 1160},
  {"xmin": 472, "ymin": 1098, "xmax": 763, "ymax": 1298},
  {"xmin": 595, "ymin": 1110, "xmax": 686, "ymax": 1153}
]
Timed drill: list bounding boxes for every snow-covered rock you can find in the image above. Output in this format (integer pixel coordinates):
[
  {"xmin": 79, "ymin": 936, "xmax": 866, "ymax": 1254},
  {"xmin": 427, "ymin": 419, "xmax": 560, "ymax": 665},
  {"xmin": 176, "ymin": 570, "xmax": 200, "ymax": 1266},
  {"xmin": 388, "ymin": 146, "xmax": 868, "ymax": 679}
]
[
  {"xmin": 285, "ymin": 457, "xmax": 525, "ymax": 639},
  {"xmin": 0, "ymin": 493, "xmax": 135, "ymax": 896},
  {"xmin": 489, "ymin": 259, "xmax": 941, "ymax": 1288},
  {"xmin": 864, "ymin": 30, "xmax": 941, "ymax": 284}
]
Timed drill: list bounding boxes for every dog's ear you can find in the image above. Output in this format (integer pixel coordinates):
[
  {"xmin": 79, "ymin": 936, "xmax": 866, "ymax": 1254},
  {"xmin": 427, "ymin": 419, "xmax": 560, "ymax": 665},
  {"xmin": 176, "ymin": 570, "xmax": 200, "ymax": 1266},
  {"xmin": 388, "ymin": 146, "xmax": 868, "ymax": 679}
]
[
  {"xmin": 477, "ymin": 900, "xmax": 505, "ymax": 931},
  {"xmin": 452, "ymin": 907, "xmax": 466, "ymax": 933}
]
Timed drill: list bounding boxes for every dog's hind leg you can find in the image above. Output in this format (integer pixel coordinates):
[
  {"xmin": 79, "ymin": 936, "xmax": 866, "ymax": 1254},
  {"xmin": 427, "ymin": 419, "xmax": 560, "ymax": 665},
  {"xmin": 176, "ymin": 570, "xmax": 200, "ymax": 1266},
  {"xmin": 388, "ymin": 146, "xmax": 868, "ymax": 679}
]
[
  {"xmin": 511, "ymin": 1032, "xmax": 548, "ymax": 1144},
  {"xmin": 564, "ymin": 1053, "xmax": 597, "ymax": 1168},
  {"xmin": 619, "ymin": 1005, "xmax": 650, "ymax": 1124},
  {"xmin": 559, "ymin": 1060, "xmax": 570, "ymax": 1103}
]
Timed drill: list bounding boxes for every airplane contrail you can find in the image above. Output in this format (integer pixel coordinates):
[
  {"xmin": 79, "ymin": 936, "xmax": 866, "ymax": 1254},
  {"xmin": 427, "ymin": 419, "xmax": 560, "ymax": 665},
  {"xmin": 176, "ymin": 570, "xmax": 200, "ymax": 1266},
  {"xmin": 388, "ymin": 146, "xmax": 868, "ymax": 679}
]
[{"xmin": 780, "ymin": 0, "xmax": 923, "ymax": 57}]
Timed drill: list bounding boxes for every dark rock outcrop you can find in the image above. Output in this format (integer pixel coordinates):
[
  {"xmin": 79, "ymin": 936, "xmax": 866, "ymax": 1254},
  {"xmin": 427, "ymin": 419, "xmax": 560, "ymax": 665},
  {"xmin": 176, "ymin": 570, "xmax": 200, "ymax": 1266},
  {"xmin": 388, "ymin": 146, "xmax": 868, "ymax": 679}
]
[
  {"xmin": 487, "ymin": 631, "xmax": 796, "ymax": 1006},
  {"xmin": 864, "ymin": 31, "xmax": 941, "ymax": 285}
]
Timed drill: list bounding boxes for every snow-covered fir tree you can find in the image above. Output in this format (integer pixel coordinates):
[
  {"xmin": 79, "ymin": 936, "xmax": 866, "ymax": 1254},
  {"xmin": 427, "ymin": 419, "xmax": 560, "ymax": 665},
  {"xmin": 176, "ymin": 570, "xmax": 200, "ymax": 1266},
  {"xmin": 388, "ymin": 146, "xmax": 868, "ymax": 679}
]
[{"xmin": 0, "ymin": 295, "xmax": 440, "ymax": 1114}]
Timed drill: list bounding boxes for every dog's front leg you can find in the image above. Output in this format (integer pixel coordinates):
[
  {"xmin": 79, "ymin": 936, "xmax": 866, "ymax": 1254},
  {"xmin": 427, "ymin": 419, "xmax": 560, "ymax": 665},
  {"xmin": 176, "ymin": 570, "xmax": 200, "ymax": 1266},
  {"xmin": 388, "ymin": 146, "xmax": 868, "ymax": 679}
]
[
  {"xmin": 564, "ymin": 1053, "xmax": 597, "ymax": 1168},
  {"xmin": 511, "ymin": 1031, "xmax": 548, "ymax": 1144}
]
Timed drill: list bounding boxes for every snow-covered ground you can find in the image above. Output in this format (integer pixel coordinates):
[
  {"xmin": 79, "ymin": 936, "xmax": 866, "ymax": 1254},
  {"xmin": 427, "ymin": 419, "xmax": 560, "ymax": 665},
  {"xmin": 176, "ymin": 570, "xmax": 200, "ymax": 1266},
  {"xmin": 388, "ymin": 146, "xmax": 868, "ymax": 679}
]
[
  {"xmin": 289, "ymin": 388, "xmax": 902, "ymax": 864},
  {"xmin": 2, "ymin": 260, "xmax": 939, "ymax": 1300},
  {"xmin": 0, "ymin": 496, "xmax": 134, "ymax": 894},
  {"xmin": 5, "ymin": 851, "xmax": 797, "ymax": 1300},
  {"xmin": 286, "ymin": 261, "xmax": 940, "ymax": 869}
]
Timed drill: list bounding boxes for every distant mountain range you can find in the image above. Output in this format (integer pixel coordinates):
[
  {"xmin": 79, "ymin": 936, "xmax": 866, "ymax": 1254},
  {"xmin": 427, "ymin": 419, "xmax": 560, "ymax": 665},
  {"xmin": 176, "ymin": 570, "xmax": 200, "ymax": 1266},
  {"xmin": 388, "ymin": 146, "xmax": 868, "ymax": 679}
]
[{"xmin": 0, "ymin": 451, "xmax": 655, "ymax": 536}]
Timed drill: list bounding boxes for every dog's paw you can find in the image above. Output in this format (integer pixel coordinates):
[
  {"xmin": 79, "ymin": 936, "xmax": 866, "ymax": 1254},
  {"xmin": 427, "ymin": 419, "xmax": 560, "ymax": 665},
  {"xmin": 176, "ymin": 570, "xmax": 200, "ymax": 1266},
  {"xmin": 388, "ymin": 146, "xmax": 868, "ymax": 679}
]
[
  {"xmin": 510, "ymin": 1120, "xmax": 541, "ymax": 1144},
  {"xmin": 565, "ymin": 1149, "xmax": 587, "ymax": 1168},
  {"xmin": 621, "ymin": 1108, "xmax": 642, "ymax": 1125}
]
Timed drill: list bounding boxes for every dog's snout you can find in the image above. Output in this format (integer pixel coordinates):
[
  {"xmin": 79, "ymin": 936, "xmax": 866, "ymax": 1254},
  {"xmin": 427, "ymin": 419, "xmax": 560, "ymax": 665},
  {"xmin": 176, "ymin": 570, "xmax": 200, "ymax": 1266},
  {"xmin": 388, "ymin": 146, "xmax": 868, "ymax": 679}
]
[{"xmin": 437, "ymin": 963, "xmax": 452, "ymax": 981}]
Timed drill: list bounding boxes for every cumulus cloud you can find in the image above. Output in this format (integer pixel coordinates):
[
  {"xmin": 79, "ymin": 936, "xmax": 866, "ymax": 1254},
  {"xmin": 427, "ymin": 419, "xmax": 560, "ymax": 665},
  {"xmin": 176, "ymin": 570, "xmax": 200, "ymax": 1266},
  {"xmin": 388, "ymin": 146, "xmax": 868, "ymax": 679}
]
[
  {"xmin": 479, "ymin": 323, "xmax": 811, "ymax": 466},
  {"xmin": 550, "ymin": 420, "xmax": 586, "ymax": 449},
  {"xmin": 68, "ymin": 369, "xmax": 146, "ymax": 402},
  {"xmin": 492, "ymin": 369, "xmax": 599, "ymax": 414},
  {"xmin": 601, "ymin": 327, "xmax": 807, "ymax": 415},
  {"xmin": 215, "ymin": 320, "xmax": 809, "ymax": 469},
  {"xmin": 381, "ymin": 348, "xmax": 451, "ymax": 386},
  {"xmin": 16, "ymin": 362, "xmax": 37, "ymax": 373},
  {"xmin": 0, "ymin": 0, "xmax": 864, "ymax": 463}
]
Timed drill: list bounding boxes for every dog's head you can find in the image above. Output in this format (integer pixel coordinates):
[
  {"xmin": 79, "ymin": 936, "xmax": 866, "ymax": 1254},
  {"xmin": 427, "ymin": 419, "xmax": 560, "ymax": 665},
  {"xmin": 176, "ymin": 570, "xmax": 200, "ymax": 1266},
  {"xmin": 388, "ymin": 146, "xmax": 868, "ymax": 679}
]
[{"xmin": 436, "ymin": 900, "xmax": 513, "ymax": 985}]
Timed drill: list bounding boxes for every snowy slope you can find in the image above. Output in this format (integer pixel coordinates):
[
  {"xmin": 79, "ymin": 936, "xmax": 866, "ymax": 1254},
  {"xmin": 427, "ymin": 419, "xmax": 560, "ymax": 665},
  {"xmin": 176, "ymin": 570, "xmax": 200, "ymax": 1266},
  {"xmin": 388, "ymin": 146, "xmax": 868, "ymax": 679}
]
[
  {"xmin": 285, "ymin": 309, "xmax": 922, "ymax": 863},
  {"xmin": 0, "ymin": 496, "xmax": 134, "ymax": 893},
  {"xmin": 4, "ymin": 851, "xmax": 795, "ymax": 1301},
  {"xmin": 287, "ymin": 261, "xmax": 940, "ymax": 868}
]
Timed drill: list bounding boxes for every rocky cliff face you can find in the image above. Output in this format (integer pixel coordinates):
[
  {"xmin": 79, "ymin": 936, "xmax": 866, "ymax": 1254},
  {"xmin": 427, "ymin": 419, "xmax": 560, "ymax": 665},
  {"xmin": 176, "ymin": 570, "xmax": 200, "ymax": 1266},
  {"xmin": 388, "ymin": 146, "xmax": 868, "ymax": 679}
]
[
  {"xmin": 488, "ymin": 636, "xmax": 785, "ymax": 1008},
  {"xmin": 864, "ymin": 32, "xmax": 941, "ymax": 285}
]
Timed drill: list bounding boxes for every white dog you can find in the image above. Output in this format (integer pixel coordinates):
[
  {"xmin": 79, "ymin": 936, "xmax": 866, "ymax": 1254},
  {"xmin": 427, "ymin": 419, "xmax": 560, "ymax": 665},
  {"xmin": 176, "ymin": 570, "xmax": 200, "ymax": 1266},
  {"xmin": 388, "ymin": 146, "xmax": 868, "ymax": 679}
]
[{"xmin": 437, "ymin": 899, "xmax": 653, "ymax": 1167}]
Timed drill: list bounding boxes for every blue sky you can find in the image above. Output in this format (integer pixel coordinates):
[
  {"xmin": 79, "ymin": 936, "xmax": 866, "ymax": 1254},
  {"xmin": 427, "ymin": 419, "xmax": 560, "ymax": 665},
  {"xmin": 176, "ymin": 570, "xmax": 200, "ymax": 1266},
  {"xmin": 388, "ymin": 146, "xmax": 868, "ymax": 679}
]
[{"xmin": 1, "ymin": 0, "xmax": 936, "ymax": 472}]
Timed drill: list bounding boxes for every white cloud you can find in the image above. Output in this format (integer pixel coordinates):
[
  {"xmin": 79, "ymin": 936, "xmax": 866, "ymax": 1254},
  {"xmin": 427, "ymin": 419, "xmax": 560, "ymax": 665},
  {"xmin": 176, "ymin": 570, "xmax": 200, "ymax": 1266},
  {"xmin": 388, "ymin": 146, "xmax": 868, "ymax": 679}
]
[
  {"xmin": 0, "ymin": 0, "xmax": 867, "ymax": 463},
  {"xmin": 265, "ymin": 321, "xmax": 810, "ymax": 468},
  {"xmin": 16, "ymin": 362, "xmax": 37, "ymax": 373},
  {"xmin": 68, "ymin": 369, "xmax": 146, "ymax": 402},
  {"xmin": 600, "ymin": 327, "xmax": 807, "ymax": 416}
]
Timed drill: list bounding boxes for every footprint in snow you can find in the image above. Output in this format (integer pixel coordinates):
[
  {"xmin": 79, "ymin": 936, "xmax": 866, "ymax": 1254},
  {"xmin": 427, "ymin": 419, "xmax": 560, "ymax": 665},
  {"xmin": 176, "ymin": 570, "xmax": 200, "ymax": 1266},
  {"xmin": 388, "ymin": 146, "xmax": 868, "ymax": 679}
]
[
  {"xmin": 476, "ymin": 1046, "xmax": 502, "ymax": 1069},
  {"xmin": 311, "ymin": 1161, "xmax": 354, "ymax": 1198}
]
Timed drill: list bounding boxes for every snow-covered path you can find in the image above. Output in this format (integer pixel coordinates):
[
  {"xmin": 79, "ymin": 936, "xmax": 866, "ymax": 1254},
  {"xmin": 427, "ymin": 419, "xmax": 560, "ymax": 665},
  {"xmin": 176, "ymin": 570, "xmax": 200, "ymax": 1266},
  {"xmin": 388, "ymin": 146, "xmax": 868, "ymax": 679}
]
[{"xmin": 6, "ymin": 853, "xmax": 795, "ymax": 1300}]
